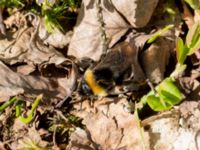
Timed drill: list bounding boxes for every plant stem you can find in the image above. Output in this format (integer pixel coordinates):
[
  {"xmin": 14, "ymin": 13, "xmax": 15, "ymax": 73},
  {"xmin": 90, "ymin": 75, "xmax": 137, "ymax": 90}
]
[
  {"xmin": 95, "ymin": 0, "xmax": 109, "ymax": 60},
  {"xmin": 0, "ymin": 97, "xmax": 17, "ymax": 113}
]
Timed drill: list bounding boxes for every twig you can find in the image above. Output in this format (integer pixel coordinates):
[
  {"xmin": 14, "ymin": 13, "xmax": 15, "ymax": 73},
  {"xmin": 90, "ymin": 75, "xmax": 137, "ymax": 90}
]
[
  {"xmin": 29, "ymin": 17, "xmax": 43, "ymax": 52},
  {"xmin": 146, "ymin": 78, "xmax": 157, "ymax": 94},
  {"xmin": 55, "ymin": 96, "xmax": 69, "ymax": 108},
  {"xmin": 53, "ymin": 125, "xmax": 58, "ymax": 147},
  {"xmin": 95, "ymin": 0, "xmax": 109, "ymax": 60}
]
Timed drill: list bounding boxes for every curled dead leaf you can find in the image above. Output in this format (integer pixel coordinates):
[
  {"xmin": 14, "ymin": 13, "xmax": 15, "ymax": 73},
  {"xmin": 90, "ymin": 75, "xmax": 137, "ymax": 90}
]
[{"xmin": 0, "ymin": 61, "xmax": 73, "ymax": 102}]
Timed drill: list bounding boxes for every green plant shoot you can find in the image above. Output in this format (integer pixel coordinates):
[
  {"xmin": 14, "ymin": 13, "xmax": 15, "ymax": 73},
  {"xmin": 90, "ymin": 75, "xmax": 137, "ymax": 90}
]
[
  {"xmin": 17, "ymin": 94, "xmax": 42, "ymax": 124},
  {"xmin": 141, "ymin": 22, "xmax": 200, "ymax": 112},
  {"xmin": 176, "ymin": 37, "xmax": 189, "ymax": 65},
  {"xmin": 0, "ymin": 96, "xmax": 17, "ymax": 113},
  {"xmin": 147, "ymin": 24, "xmax": 174, "ymax": 44},
  {"xmin": 186, "ymin": 22, "xmax": 200, "ymax": 55},
  {"xmin": 141, "ymin": 77, "xmax": 184, "ymax": 111}
]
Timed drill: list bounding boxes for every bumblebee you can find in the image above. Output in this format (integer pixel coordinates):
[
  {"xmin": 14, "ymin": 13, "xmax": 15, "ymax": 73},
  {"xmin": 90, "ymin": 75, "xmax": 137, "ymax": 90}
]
[{"xmin": 81, "ymin": 42, "xmax": 146, "ymax": 96}]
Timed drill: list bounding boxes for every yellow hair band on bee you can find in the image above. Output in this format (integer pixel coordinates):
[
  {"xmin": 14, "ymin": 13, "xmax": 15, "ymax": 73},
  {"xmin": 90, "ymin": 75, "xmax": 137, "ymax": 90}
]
[{"xmin": 84, "ymin": 69, "xmax": 107, "ymax": 96}]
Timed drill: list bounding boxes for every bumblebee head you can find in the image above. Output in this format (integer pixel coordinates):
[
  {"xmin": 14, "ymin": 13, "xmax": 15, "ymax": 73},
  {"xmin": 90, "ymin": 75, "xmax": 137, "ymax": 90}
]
[{"xmin": 81, "ymin": 68, "xmax": 115, "ymax": 96}]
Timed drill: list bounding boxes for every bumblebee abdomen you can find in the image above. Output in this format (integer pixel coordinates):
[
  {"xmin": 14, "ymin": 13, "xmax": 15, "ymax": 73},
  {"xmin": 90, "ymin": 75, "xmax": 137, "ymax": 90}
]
[{"xmin": 83, "ymin": 69, "xmax": 107, "ymax": 96}]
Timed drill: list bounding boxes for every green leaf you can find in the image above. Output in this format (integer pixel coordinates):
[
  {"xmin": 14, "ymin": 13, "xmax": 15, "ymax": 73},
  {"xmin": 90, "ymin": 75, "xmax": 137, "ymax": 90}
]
[
  {"xmin": 186, "ymin": 22, "xmax": 200, "ymax": 55},
  {"xmin": 145, "ymin": 78, "xmax": 184, "ymax": 111},
  {"xmin": 15, "ymin": 102, "xmax": 22, "ymax": 117},
  {"xmin": 186, "ymin": 23, "xmax": 198, "ymax": 47},
  {"xmin": 188, "ymin": 35, "xmax": 200, "ymax": 55},
  {"xmin": 176, "ymin": 37, "xmax": 189, "ymax": 64},
  {"xmin": 160, "ymin": 90, "xmax": 182, "ymax": 104},
  {"xmin": 186, "ymin": 22, "xmax": 200, "ymax": 48},
  {"xmin": 147, "ymin": 24, "xmax": 174, "ymax": 44},
  {"xmin": 158, "ymin": 78, "xmax": 183, "ymax": 105},
  {"xmin": 158, "ymin": 78, "xmax": 182, "ymax": 99},
  {"xmin": 146, "ymin": 95, "xmax": 171, "ymax": 111}
]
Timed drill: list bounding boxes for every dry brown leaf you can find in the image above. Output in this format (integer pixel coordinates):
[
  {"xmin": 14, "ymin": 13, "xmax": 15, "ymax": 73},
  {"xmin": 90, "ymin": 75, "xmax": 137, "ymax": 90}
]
[
  {"xmin": 68, "ymin": 0, "xmax": 160, "ymax": 61},
  {"xmin": 71, "ymin": 98, "xmax": 150, "ymax": 150},
  {"xmin": 4, "ymin": 11, "xmax": 25, "ymax": 30},
  {"xmin": 39, "ymin": 23, "xmax": 73, "ymax": 49},
  {"xmin": 178, "ymin": 77, "xmax": 200, "ymax": 100},
  {"xmin": 127, "ymin": 32, "xmax": 152, "ymax": 49},
  {"xmin": 126, "ymin": 31, "xmax": 175, "ymax": 84},
  {"xmin": 111, "ymin": 0, "xmax": 159, "ymax": 28},
  {"xmin": 179, "ymin": 101, "xmax": 199, "ymax": 118},
  {"xmin": 11, "ymin": 127, "xmax": 48, "ymax": 150},
  {"xmin": 57, "ymin": 63, "xmax": 78, "ymax": 97},
  {"xmin": 0, "ymin": 26, "xmax": 68, "ymax": 67},
  {"xmin": 44, "ymin": 30, "xmax": 72, "ymax": 49},
  {"xmin": 68, "ymin": 0, "xmax": 129, "ymax": 61},
  {"xmin": 17, "ymin": 64, "xmax": 36, "ymax": 75},
  {"xmin": 0, "ymin": 61, "xmax": 70, "ymax": 102},
  {"xmin": 0, "ymin": 24, "xmax": 76, "ymax": 94},
  {"xmin": 67, "ymin": 127, "xmax": 96, "ymax": 150},
  {"xmin": 141, "ymin": 37, "xmax": 174, "ymax": 84}
]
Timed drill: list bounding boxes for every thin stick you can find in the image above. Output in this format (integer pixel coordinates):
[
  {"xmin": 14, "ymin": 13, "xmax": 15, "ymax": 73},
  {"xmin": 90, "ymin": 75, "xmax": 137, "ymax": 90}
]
[
  {"xmin": 95, "ymin": 0, "xmax": 109, "ymax": 60},
  {"xmin": 146, "ymin": 78, "xmax": 157, "ymax": 94}
]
